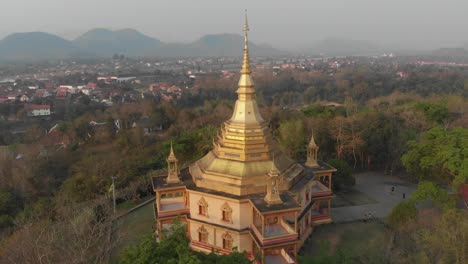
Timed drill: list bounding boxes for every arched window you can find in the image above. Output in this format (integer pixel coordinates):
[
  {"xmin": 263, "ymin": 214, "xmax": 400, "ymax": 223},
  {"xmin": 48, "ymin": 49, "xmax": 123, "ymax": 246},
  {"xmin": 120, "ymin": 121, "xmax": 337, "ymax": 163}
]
[
  {"xmin": 198, "ymin": 197, "xmax": 208, "ymax": 216},
  {"xmin": 221, "ymin": 202, "xmax": 232, "ymax": 222},
  {"xmin": 222, "ymin": 232, "xmax": 233, "ymax": 250},
  {"xmin": 198, "ymin": 225, "xmax": 208, "ymax": 243},
  {"xmin": 305, "ymin": 189, "xmax": 310, "ymax": 202}
]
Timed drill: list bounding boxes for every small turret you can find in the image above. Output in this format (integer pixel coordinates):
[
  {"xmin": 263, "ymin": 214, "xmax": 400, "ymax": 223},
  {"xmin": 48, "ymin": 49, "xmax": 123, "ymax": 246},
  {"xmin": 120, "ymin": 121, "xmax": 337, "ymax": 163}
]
[
  {"xmin": 166, "ymin": 142, "xmax": 180, "ymax": 184},
  {"xmin": 305, "ymin": 131, "xmax": 319, "ymax": 168},
  {"xmin": 264, "ymin": 156, "xmax": 283, "ymax": 205}
]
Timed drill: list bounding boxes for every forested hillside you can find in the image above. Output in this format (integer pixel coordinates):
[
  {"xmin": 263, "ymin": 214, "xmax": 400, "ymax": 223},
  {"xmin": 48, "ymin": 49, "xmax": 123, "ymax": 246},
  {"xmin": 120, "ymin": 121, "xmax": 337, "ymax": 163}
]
[{"xmin": 0, "ymin": 62, "xmax": 466, "ymax": 263}]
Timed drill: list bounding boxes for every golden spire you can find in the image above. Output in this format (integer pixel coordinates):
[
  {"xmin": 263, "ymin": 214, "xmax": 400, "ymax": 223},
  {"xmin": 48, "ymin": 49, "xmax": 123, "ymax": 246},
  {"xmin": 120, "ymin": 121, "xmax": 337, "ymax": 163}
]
[
  {"xmin": 241, "ymin": 9, "xmax": 251, "ymax": 75},
  {"xmin": 309, "ymin": 130, "xmax": 317, "ymax": 147},
  {"xmin": 268, "ymin": 154, "xmax": 280, "ymax": 177},
  {"xmin": 237, "ymin": 10, "xmax": 255, "ymax": 92},
  {"xmin": 228, "ymin": 10, "xmax": 263, "ymax": 125},
  {"xmin": 167, "ymin": 141, "xmax": 177, "ymax": 161}
]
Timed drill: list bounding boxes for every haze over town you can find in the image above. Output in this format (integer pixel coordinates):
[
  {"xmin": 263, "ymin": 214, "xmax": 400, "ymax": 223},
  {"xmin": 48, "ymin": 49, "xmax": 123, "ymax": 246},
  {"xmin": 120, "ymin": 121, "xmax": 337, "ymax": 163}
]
[
  {"xmin": 0, "ymin": 1, "xmax": 467, "ymax": 264},
  {"xmin": 2, "ymin": 0, "xmax": 468, "ymax": 51}
]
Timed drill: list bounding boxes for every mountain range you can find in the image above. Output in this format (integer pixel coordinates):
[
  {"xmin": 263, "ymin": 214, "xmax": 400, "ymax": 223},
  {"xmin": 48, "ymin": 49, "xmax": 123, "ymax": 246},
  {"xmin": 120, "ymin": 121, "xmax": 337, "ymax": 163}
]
[
  {"xmin": 0, "ymin": 28, "xmax": 284, "ymax": 62},
  {"xmin": 1, "ymin": 28, "xmax": 466, "ymax": 62}
]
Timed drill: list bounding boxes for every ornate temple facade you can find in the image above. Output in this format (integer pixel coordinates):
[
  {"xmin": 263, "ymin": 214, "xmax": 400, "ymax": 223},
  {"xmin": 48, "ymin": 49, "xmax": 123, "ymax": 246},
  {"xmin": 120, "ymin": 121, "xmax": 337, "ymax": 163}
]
[{"xmin": 152, "ymin": 14, "xmax": 336, "ymax": 264}]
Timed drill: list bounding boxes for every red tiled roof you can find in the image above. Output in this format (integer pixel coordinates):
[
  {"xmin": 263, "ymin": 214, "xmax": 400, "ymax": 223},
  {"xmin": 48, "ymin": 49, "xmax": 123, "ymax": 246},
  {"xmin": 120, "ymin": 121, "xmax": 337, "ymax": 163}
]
[
  {"xmin": 56, "ymin": 90, "xmax": 67, "ymax": 98},
  {"xmin": 25, "ymin": 104, "xmax": 50, "ymax": 110},
  {"xmin": 87, "ymin": 82, "xmax": 98, "ymax": 88}
]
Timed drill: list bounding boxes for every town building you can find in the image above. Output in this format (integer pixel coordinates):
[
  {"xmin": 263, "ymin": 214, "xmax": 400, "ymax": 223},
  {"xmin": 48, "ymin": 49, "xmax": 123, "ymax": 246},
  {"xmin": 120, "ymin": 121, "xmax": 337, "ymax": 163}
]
[
  {"xmin": 152, "ymin": 14, "xmax": 335, "ymax": 264},
  {"xmin": 25, "ymin": 104, "xmax": 51, "ymax": 116},
  {"xmin": 55, "ymin": 87, "xmax": 69, "ymax": 99},
  {"xmin": 20, "ymin": 94, "xmax": 30, "ymax": 102}
]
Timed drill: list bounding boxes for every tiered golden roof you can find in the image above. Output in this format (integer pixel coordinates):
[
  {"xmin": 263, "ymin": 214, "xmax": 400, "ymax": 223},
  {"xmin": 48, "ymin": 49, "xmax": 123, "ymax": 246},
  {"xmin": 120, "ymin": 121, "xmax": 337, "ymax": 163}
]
[{"xmin": 189, "ymin": 12, "xmax": 304, "ymax": 195}]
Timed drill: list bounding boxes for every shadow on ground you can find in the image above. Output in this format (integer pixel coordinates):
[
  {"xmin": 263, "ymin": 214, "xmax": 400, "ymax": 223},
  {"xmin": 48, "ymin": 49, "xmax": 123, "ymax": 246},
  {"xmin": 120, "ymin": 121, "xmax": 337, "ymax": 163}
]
[{"xmin": 299, "ymin": 220, "xmax": 391, "ymax": 262}]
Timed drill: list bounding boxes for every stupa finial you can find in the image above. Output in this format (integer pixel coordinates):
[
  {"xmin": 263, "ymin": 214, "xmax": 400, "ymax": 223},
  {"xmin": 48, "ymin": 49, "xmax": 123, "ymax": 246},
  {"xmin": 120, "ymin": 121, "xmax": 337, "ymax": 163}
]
[{"xmin": 241, "ymin": 9, "xmax": 251, "ymax": 74}]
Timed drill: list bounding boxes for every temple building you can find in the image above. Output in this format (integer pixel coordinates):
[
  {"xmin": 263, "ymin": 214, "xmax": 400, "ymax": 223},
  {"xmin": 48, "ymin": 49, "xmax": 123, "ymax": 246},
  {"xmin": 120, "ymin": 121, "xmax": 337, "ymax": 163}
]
[{"xmin": 152, "ymin": 13, "xmax": 336, "ymax": 264}]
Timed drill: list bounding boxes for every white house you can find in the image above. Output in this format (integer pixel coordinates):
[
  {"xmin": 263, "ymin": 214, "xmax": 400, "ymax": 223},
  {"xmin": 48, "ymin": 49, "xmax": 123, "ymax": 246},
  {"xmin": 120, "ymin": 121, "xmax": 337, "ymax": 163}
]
[
  {"xmin": 25, "ymin": 104, "xmax": 51, "ymax": 117},
  {"xmin": 20, "ymin": 94, "xmax": 30, "ymax": 102}
]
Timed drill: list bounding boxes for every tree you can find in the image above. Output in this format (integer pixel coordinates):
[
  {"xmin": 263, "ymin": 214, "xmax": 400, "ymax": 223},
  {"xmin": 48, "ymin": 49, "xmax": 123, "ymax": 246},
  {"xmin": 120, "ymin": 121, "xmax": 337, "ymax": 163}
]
[
  {"xmin": 408, "ymin": 181, "xmax": 455, "ymax": 209},
  {"xmin": 23, "ymin": 125, "xmax": 45, "ymax": 144},
  {"xmin": 327, "ymin": 159, "xmax": 355, "ymax": 191},
  {"xmin": 415, "ymin": 101, "xmax": 451, "ymax": 125},
  {"xmin": 299, "ymin": 240, "xmax": 354, "ymax": 264},
  {"xmin": 278, "ymin": 119, "xmax": 305, "ymax": 159},
  {"xmin": 389, "ymin": 208, "xmax": 468, "ymax": 264},
  {"xmin": 387, "ymin": 200, "xmax": 417, "ymax": 228},
  {"xmin": 119, "ymin": 219, "xmax": 251, "ymax": 264},
  {"xmin": 119, "ymin": 235, "xmax": 161, "ymax": 264},
  {"xmin": 414, "ymin": 209, "xmax": 468, "ymax": 264},
  {"xmin": 330, "ymin": 116, "xmax": 365, "ymax": 167},
  {"xmin": 388, "ymin": 181, "xmax": 455, "ymax": 229},
  {"xmin": 207, "ymin": 250, "xmax": 252, "ymax": 264},
  {"xmin": 401, "ymin": 126, "xmax": 468, "ymax": 190},
  {"xmin": 0, "ymin": 201, "xmax": 116, "ymax": 264},
  {"xmin": 0, "ymin": 189, "xmax": 16, "ymax": 228}
]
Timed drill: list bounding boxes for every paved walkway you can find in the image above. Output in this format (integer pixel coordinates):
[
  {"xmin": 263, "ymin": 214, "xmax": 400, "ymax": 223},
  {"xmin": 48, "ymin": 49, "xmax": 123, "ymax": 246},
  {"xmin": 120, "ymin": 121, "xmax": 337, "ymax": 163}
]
[{"xmin": 331, "ymin": 172, "xmax": 417, "ymax": 223}]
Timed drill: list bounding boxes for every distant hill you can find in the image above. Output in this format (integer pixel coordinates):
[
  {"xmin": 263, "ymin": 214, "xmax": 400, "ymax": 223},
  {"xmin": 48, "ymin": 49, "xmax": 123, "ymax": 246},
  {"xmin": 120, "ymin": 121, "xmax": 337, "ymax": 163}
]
[
  {"xmin": 73, "ymin": 28, "xmax": 162, "ymax": 56},
  {"xmin": 159, "ymin": 33, "xmax": 284, "ymax": 57},
  {"xmin": 0, "ymin": 32, "xmax": 82, "ymax": 61},
  {"xmin": 304, "ymin": 37, "xmax": 383, "ymax": 56}
]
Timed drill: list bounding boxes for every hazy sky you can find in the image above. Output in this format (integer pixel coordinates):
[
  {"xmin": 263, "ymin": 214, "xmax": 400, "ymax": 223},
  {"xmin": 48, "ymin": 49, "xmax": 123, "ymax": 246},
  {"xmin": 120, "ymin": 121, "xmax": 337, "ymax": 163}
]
[{"xmin": 1, "ymin": 0, "xmax": 468, "ymax": 50}]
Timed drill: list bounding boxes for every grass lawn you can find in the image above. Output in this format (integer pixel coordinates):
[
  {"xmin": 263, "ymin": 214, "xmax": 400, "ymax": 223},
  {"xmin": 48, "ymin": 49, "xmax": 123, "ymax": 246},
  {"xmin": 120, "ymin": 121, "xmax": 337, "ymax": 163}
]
[
  {"xmin": 111, "ymin": 201, "xmax": 155, "ymax": 262},
  {"xmin": 116, "ymin": 200, "xmax": 139, "ymax": 214},
  {"xmin": 332, "ymin": 189, "xmax": 378, "ymax": 208},
  {"xmin": 115, "ymin": 195, "xmax": 154, "ymax": 215},
  {"xmin": 300, "ymin": 221, "xmax": 391, "ymax": 262}
]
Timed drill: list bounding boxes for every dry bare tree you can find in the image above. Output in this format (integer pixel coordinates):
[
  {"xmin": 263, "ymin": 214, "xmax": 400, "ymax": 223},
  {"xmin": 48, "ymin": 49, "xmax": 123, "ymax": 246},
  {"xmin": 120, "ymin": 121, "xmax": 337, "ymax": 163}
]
[{"xmin": 0, "ymin": 199, "xmax": 118, "ymax": 264}]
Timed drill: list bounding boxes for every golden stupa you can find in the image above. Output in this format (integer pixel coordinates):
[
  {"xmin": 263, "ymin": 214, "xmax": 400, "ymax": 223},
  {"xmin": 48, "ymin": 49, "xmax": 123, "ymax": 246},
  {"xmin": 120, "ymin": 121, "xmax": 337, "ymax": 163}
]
[{"xmin": 189, "ymin": 13, "xmax": 304, "ymax": 196}]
